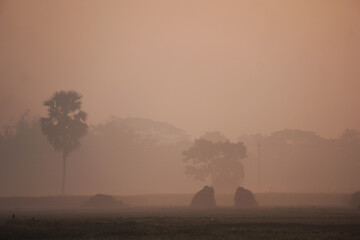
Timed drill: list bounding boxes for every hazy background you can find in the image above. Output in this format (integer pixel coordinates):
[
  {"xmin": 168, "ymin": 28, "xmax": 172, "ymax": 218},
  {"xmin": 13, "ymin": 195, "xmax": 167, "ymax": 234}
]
[
  {"xmin": 1, "ymin": 0, "xmax": 360, "ymax": 139},
  {"xmin": 0, "ymin": 0, "xmax": 359, "ymax": 196}
]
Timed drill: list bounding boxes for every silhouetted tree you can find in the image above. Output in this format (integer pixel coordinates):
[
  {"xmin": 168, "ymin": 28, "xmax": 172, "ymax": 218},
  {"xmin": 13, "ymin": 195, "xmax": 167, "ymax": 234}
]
[
  {"xmin": 201, "ymin": 131, "xmax": 228, "ymax": 143},
  {"xmin": 0, "ymin": 112, "xmax": 61, "ymax": 196},
  {"xmin": 41, "ymin": 91, "xmax": 88, "ymax": 194},
  {"xmin": 105, "ymin": 116, "xmax": 189, "ymax": 145},
  {"xmin": 183, "ymin": 139, "xmax": 247, "ymax": 193},
  {"xmin": 341, "ymin": 129, "xmax": 360, "ymax": 144},
  {"xmin": 269, "ymin": 129, "xmax": 323, "ymax": 144}
]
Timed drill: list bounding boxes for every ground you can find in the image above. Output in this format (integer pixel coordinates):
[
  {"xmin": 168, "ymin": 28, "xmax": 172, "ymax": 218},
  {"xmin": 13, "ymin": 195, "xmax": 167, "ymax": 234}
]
[{"xmin": 0, "ymin": 207, "xmax": 359, "ymax": 240}]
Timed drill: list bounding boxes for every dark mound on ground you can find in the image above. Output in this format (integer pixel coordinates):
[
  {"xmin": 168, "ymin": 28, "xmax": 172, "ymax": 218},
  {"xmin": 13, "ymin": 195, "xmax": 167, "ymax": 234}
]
[
  {"xmin": 350, "ymin": 191, "xmax": 360, "ymax": 209},
  {"xmin": 234, "ymin": 186, "xmax": 259, "ymax": 208},
  {"xmin": 191, "ymin": 186, "xmax": 216, "ymax": 208},
  {"xmin": 85, "ymin": 194, "xmax": 123, "ymax": 208}
]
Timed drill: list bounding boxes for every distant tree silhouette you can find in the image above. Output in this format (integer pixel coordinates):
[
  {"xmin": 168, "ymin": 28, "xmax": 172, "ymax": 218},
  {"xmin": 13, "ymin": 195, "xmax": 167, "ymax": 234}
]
[
  {"xmin": 341, "ymin": 129, "xmax": 360, "ymax": 143},
  {"xmin": 269, "ymin": 129, "xmax": 323, "ymax": 144},
  {"xmin": 41, "ymin": 91, "xmax": 88, "ymax": 194},
  {"xmin": 183, "ymin": 139, "xmax": 247, "ymax": 193},
  {"xmin": 201, "ymin": 131, "xmax": 228, "ymax": 143}
]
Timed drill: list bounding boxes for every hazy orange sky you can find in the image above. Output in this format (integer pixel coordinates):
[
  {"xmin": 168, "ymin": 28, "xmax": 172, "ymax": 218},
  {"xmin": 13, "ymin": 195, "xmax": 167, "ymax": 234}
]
[{"xmin": 1, "ymin": 0, "xmax": 359, "ymax": 139}]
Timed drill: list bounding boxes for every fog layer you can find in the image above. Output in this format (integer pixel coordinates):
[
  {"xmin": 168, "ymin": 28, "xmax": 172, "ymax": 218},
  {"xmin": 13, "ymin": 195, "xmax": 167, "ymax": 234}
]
[
  {"xmin": 0, "ymin": 1, "xmax": 359, "ymax": 196},
  {"xmin": 1, "ymin": 0, "xmax": 360, "ymax": 139}
]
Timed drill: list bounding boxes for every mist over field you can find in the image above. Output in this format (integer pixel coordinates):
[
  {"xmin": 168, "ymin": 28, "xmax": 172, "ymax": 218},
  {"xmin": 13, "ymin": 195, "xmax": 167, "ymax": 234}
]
[
  {"xmin": 0, "ymin": 0, "xmax": 359, "ymax": 198},
  {"xmin": 0, "ymin": 113, "xmax": 359, "ymax": 197},
  {"xmin": 1, "ymin": 1, "xmax": 360, "ymax": 240}
]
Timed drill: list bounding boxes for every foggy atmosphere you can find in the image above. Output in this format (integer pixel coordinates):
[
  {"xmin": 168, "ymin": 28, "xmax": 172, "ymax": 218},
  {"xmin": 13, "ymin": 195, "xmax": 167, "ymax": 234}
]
[{"xmin": 0, "ymin": 1, "xmax": 359, "ymax": 239}]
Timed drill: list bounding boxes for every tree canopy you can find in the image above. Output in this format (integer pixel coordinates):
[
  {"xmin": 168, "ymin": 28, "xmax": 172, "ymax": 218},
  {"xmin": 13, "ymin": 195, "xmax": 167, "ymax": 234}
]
[
  {"xmin": 41, "ymin": 91, "xmax": 88, "ymax": 157},
  {"xmin": 183, "ymin": 139, "xmax": 247, "ymax": 193}
]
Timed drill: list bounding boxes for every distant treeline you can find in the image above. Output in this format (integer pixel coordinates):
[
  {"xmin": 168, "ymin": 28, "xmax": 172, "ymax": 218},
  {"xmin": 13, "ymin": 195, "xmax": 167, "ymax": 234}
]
[
  {"xmin": 0, "ymin": 112, "xmax": 359, "ymax": 196},
  {"xmin": 239, "ymin": 129, "xmax": 360, "ymax": 193},
  {"xmin": 0, "ymin": 112, "xmax": 192, "ymax": 196}
]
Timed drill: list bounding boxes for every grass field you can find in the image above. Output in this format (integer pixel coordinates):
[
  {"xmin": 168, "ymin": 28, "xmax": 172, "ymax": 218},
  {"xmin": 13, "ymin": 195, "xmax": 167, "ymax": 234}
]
[
  {"xmin": 0, "ymin": 192, "xmax": 352, "ymax": 208},
  {"xmin": 0, "ymin": 207, "xmax": 359, "ymax": 240}
]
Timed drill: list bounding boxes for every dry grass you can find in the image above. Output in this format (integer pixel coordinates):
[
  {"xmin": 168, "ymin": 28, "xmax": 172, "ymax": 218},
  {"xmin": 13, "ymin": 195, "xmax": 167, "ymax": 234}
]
[{"xmin": 0, "ymin": 207, "xmax": 359, "ymax": 240}]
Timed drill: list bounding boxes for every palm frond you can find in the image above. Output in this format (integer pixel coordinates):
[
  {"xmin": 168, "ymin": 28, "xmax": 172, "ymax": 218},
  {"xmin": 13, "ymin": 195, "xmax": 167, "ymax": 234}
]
[{"xmin": 41, "ymin": 90, "xmax": 88, "ymax": 155}]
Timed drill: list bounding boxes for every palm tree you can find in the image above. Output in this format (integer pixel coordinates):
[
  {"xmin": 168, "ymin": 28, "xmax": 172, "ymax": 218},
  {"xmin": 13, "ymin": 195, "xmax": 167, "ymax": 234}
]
[{"xmin": 41, "ymin": 91, "xmax": 88, "ymax": 194}]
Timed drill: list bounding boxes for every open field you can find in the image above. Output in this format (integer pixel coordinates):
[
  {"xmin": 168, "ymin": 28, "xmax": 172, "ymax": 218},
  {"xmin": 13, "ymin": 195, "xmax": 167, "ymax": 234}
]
[
  {"xmin": 0, "ymin": 192, "xmax": 352, "ymax": 209},
  {"xmin": 0, "ymin": 207, "xmax": 359, "ymax": 240},
  {"xmin": 0, "ymin": 193, "xmax": 358, "ymax": 239}
]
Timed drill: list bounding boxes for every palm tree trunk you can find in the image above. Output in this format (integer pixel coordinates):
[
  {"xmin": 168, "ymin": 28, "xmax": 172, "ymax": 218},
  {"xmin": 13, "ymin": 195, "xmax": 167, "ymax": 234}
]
[
  {"xmin": 210, "ymin": 164, "xmax": 214, "ymax": 187},
  {"xmin": 62, "ymin": 151, "xmax": 66, "ymax": 195}
]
